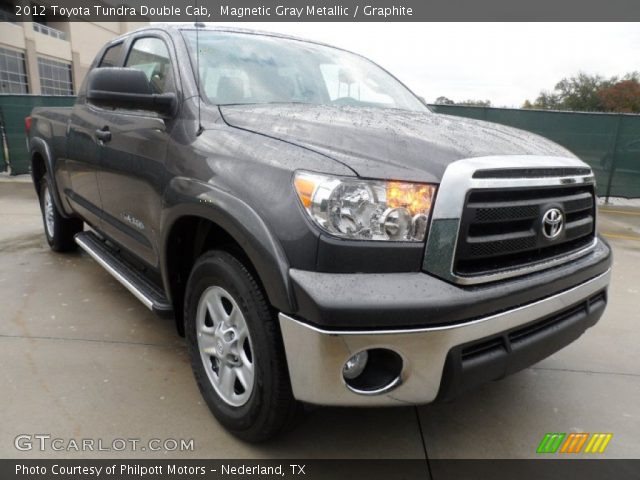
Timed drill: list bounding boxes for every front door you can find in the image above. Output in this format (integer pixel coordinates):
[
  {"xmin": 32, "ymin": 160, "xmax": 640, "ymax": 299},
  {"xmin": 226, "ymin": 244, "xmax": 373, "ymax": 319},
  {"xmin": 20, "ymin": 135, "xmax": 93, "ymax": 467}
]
[
  {"xmin": 95, "ymin": 35, "xmax": 178, "ymax": 268},
  {"xmin": 65, "ymin": 41, "xmax": 126, "ymax": 229}
]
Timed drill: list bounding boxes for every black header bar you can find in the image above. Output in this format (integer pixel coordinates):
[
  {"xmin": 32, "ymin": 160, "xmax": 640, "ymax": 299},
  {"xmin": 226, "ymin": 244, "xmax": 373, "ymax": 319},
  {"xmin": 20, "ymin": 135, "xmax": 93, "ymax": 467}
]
[
  {"xmin": 2, "ymin": 459, "xmax": 640, "ymax": 480},
  {"xmin": 6, "ymin": 0, "xmax": 640, "ymax": 22}
]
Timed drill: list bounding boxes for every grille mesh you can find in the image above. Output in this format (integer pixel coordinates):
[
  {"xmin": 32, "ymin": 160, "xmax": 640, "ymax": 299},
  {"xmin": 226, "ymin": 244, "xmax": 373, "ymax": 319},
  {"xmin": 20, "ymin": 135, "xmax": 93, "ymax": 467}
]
[
  {"xmin": 455, "ymin": 185, "xmax": 596, "ymax": 276},
  {"xmin": 475, "ymin": 205, "xmax": 538, "ymax": 223}
]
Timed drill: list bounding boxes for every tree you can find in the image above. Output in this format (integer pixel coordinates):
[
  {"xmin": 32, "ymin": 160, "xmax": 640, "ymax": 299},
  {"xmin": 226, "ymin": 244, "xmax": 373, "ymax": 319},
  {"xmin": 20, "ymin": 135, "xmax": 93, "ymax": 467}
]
[
  {"xmin": 525, "ymin": 72, "xmax": 640, "ymax": 112},
  {"xmin": 531, "ymin": 91, "xmax": 560, "ymax": 110},
  {"xmin": 434, "ymin": 96, "xmax": 454, "ymax": 105},
  {"xmin": 457, "ymin": 99, "xmax": 492, "ymax": 107},
  {"xmin": 432, "ymin": 97, "xmax": 492, "ymax": 107},
  {"xmin": 598, "ymin": 76, "xmax": 640, "ymax": 113},
  {"xmin": 553, "ymin": 73, "xmax": 610, "ymax": 111}
]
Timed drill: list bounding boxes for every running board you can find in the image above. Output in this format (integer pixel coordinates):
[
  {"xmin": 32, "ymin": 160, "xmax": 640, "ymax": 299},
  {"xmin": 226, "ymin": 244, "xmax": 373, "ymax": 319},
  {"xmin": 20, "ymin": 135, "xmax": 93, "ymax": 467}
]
[{"xmin": 75, "ymin": 231, "xmax": 173, "ymax": 317}]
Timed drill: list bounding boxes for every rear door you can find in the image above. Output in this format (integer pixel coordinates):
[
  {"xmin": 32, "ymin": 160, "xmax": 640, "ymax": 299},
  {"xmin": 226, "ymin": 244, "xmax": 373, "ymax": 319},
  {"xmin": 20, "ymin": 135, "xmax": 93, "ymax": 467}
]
[{"xmin": 94, "ymin": 34, "xmax": 178, "ymax": 269}]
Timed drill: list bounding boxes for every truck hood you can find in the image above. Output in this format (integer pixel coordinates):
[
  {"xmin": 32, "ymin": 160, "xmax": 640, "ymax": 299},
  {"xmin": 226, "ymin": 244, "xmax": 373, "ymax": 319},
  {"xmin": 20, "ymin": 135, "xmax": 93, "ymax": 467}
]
[{"xmin": 219, "ymin": 104, "xmax": 574, "ymax": 183}]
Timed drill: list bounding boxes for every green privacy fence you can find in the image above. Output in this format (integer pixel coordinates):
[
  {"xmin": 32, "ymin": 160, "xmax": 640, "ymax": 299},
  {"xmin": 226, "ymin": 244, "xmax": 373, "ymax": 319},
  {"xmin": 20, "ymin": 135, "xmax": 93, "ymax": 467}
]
[
  {"xmin": 429, "ymin": 104, "xmax": 640, "ymax": 199},
  {"xmin": 0, "ymin": 96, "xmax": 638, "ymax": 198},
  {"xmin": 0, "ymin": 95, "xmax": 75, "ymax": 175}
]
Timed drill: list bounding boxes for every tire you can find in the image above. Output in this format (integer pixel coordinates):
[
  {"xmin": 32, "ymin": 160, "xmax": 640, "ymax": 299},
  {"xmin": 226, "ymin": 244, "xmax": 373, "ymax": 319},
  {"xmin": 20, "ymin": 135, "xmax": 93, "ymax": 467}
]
[
  {"xmin": 39, "ymin": 176, "xmax": 83, "ymax": 252},
  {"xmin": 184, "ymin": 250, "xmax": 296, "ymax": 442}
]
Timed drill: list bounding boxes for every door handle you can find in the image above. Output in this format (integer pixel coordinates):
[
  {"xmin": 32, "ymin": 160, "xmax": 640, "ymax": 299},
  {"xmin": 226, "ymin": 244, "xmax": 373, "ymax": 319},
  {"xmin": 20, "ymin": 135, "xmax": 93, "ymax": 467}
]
[{"xmin": 95, "ymin": 127, "xmax": 111, "ymax": 143}]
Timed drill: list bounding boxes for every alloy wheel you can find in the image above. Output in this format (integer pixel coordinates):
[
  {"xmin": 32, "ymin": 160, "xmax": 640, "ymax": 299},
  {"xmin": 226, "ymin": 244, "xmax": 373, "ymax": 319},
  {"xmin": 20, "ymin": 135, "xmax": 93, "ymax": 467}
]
[{"xmin": 196, "ymin": 286, "xmax": 255, "ymax": 407}]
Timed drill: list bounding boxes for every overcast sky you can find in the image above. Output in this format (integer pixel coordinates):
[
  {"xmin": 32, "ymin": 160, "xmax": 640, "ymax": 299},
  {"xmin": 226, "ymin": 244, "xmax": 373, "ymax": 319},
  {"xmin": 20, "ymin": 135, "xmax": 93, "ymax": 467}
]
[{"xmin": 207, "ymin": 22, "xmax": 640, "ymax": 107}]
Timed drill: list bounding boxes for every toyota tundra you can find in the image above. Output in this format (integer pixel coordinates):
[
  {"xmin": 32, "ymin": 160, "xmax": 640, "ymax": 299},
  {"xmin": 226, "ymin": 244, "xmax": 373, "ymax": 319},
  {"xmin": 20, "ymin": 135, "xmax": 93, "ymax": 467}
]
[{"xmin": 26, "ymin": 25, "xmax": 611, "ymax": 442}]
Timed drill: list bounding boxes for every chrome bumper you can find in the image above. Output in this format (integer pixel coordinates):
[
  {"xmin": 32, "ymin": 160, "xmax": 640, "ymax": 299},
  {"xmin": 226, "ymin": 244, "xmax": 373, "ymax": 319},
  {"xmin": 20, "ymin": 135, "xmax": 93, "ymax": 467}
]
[{"xmin": 278, "ymin": 269, "xmax": 611, "ymax": 406}]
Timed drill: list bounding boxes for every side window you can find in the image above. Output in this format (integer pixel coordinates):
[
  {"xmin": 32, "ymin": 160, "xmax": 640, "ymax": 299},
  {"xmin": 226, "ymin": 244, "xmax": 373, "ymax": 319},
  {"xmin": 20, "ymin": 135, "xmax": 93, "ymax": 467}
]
[
  {"xmin": 125, "ymin": 37, "xmax": 174, "ymax": 94},
  {"xmin": 98, "ymin": 43, "xmax": 123, "ymax": 68}
]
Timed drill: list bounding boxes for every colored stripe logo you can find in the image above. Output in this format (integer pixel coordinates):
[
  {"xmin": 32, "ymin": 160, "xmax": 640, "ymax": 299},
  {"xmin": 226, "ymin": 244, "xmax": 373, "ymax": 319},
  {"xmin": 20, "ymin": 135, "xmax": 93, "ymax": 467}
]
[
  {"xmin": 537, "ymin": 433, "xmax": 612, "ymax": 454},
  {"xmin": 584, "ymin": 433, "xmax": 613, "ymax": 453},
  {"xmin": 537, "ymin": 433, "xmax": 565, "ymax": 453}
]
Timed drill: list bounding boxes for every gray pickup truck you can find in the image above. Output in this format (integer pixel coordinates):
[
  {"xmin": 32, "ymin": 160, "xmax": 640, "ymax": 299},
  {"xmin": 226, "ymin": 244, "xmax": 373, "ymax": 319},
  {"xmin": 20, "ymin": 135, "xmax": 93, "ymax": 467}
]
[{"xmin": 27, "ymin": 25, "xmax": 611, "ymax": 442}]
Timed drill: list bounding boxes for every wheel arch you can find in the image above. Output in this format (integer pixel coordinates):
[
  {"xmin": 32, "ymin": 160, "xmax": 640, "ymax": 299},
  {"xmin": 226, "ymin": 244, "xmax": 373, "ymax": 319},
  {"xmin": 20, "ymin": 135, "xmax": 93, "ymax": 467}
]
[
  {"xmin": 161, "ymin": 178, "xmax": 295, "ymax": 336},
  {"xmin": 29, "ymin": 137, "xmax": 71, "ymax": 218}
]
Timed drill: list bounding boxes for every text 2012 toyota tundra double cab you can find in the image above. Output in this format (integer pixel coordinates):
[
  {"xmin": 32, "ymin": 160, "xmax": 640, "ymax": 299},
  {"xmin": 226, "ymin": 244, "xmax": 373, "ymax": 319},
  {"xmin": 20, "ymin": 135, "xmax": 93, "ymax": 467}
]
[{"xmin": 27, "ymin": 25, "xmax": 611, "ymax": 441}]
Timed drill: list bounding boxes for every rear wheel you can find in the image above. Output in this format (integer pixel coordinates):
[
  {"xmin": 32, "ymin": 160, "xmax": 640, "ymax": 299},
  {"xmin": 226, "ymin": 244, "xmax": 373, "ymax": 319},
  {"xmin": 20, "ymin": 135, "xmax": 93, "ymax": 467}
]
[
  {"xmin": 184, "ymin": 250, "xmax": 296, "ymax": 442},
  {"xmin": 39, "ymin": 176, "xmax": 82, "ymax": 252}
]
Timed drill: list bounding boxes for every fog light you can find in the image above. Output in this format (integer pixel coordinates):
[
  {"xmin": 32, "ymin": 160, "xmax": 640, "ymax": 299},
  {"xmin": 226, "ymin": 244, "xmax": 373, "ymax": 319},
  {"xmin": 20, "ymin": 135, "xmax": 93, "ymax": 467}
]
[
  {"xmin": 342, "ymin": 351, "xmax": 369, "ymax": 380},
  {"xmin": 342, "ymin": 348, "xmax": 403, "ymax": 395}
]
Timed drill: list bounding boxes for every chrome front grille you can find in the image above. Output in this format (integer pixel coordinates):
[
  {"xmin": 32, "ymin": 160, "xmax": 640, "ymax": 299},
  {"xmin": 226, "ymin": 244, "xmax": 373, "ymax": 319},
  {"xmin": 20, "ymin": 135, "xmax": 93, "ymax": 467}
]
[
  {"xmin": 454, "ymin": 185, "xmax": 596, "ymax": 276},
  {"xmin": 422, "ymin": 156, "xmax": 599, "ymax": 285}
]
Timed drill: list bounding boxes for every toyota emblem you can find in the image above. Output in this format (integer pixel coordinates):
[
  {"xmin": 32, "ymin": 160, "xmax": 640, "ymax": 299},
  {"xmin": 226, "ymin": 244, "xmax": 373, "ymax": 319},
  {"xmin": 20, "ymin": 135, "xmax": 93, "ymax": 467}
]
[{"xmin": 542, "ymin": 208, "xmax": 564, "ymax": 240}]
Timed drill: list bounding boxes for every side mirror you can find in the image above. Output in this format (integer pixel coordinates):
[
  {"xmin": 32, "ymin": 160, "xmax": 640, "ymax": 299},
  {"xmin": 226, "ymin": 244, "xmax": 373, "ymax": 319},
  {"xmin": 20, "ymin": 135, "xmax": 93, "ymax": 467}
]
[{"xmin": 86, "ymin": 67, "xmax": 177, "ymax": 116}]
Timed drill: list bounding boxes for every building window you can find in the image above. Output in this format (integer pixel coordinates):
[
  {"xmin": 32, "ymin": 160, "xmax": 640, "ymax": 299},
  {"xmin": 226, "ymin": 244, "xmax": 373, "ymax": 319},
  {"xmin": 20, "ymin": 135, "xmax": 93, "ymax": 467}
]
[
  {"xmin": 38, "ymin": 57, "xmax": 73, "ymax": 95},
  {"xmin": 33, "ymin": 23, "xmax": 67, "ymax": 41},
  {"xmin": 0, "ymin": 47, "xmax": 28, "ymax": 94}
]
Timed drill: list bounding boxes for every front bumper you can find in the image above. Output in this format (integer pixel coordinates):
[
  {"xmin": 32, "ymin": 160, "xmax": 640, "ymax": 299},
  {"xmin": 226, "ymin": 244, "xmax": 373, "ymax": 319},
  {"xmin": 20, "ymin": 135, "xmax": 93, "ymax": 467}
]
[
  {"xmin": 289, "ymin": 237, "xmax": 611, "ymax": 330},
  {"xmin": 279, "ymin": 269, "xmax": 610, "ymax": 406}
]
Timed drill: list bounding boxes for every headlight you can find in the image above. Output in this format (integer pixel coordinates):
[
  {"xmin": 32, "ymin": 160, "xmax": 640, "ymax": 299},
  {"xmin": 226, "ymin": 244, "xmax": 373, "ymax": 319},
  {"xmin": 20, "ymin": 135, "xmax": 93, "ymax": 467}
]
[{"xmin": 293, "ymin": 171, "xmax": 436, "ymax": 242}]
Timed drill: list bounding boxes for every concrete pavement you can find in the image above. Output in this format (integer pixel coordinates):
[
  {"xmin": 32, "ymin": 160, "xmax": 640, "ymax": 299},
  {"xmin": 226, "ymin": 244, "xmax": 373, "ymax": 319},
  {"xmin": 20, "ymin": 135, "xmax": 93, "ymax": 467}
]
[{"xmin": 0, "ymin": 181, "xmax": 638, "ymax": 460}]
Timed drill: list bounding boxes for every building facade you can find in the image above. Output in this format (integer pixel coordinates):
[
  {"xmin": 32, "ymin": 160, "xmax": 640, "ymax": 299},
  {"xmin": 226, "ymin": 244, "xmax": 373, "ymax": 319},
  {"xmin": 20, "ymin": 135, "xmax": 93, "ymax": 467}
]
[{"xmin": 0, "ymin": 12, "xmax": 147, "ymax": 95}]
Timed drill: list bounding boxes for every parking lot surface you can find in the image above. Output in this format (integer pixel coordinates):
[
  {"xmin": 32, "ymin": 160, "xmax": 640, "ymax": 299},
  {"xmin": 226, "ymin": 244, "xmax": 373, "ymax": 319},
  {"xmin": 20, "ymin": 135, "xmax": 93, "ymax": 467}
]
[{"xmin": 1, "ymin": 179, "xmax": 638, "ymax": 460}]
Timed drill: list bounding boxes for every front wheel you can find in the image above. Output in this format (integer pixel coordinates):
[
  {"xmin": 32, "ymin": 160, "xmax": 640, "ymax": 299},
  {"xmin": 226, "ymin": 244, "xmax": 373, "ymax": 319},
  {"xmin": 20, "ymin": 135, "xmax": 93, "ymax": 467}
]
[
  {"xmin": 39, "ymin": 176, "xmax": 82, "ymax": 252},
  {"xmin": 184, "ymin": 250, "xmax": 296, "ymax": 442}
]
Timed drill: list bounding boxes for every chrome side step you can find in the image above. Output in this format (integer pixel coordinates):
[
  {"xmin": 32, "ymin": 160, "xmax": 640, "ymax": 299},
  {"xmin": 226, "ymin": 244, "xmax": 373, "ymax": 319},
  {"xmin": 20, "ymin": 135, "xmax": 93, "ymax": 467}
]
[{"xmin": 75, "ymin": 231, "xmax": 173, "ymax": 317}]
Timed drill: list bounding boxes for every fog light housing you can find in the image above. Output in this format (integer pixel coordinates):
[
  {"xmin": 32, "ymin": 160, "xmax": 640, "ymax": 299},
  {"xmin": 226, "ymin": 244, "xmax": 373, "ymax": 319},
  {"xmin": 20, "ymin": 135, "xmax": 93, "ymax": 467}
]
[
  {"xmin": 342, "ymin": 351, "xmax": 369, "ymax": 380},
  {"xmin": 342, "ymin": 348, "xmax": 403, "ymax": 395}
]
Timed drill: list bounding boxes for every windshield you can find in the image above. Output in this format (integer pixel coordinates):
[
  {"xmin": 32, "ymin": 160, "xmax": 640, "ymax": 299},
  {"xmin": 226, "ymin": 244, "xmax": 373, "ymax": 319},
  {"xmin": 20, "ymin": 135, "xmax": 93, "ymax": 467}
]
[{"xmin": 182, "ymin": 30, "xmax": 428, "ymax": 112}]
